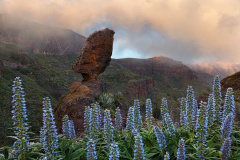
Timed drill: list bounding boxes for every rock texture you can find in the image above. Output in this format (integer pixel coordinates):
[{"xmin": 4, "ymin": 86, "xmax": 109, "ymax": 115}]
[
  {"xmin": 54, "ymin": 80, "xmax": 106, "ymax": 137},
  {"xmin": 72, "ymin": 28, "xmax": 115, "ymax": 81}
]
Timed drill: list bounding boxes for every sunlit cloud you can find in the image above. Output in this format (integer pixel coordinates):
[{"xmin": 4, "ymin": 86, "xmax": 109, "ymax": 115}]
[{"xmin": 0, "ymin": 0, "xmax": 240, "ymax": 63}]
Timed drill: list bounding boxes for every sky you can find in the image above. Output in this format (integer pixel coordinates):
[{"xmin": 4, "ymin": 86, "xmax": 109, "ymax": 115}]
[{"xmin": 0, "ymin": 0, "xmax": 240, "ymax": 63}]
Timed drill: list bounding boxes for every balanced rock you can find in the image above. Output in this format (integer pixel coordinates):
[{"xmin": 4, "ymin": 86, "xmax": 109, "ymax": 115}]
[{"xmin": 72, "ymin": 28, "xmax": 115, "ymax": 81}]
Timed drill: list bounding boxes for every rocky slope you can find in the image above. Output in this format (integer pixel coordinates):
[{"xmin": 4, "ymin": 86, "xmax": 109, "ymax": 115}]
[{"xmin": 0, "ymin": 14, "xmax": 86, "ymax": 55}]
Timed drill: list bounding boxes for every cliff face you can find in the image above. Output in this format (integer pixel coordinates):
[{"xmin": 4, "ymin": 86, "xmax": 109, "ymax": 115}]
[{"xmin": 0, "ymin": 14, "xmax": 86, "ymax": 55}]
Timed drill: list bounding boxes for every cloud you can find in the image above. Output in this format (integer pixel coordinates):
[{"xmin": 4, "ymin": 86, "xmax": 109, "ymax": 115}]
[{"xmin": 0, "ymin": 0, "xmax": 240, "ymax": 63}]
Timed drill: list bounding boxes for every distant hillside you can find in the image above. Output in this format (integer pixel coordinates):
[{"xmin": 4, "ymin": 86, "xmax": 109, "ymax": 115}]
[
  {"xmin": 221, "ymin": 71, "xmax": 240, "ymax": 120},
  {"xmin": 0, "ymin": 14, "xmax": 86, "ymax": 55},
  {"xmin": 99, "ymin": 56, "xmax": 212, "ymax": 118},
  {"xmin": 186, "ymin": 62, "xmax": 240, "ymax": 79}
]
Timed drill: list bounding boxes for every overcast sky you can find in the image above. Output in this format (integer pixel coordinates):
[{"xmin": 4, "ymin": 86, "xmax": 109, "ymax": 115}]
[{"xmin": 1, "ymin": 0, "xmax": 240, "ymax": 63}]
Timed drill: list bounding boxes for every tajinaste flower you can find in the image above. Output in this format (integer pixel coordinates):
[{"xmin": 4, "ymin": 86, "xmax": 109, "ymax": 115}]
[
  {"xmin": 161, "ymin": 98, "xmax": 170, "ymax": 129},
  {"xmin": 195, "ymin": 101, "xmax": 208, "ymax": 159},
  {"xmin": 104, "ymin": 109, "xmax": 114, "ymax": 146},
  {"xmin": 134, "ymin": 99, "xmax": 143, "ymax": 131},
  {"xmin": 221, "ymin": 137, "xmax": 232, "ymax": 160},
  {"xmin": 126, "ymin": 106, "xmax": 135, "ymax": 132},
  {"xmin": 145, "ymin": 98, "xmax": 153, "ymax": 130},
  {"xmin": 11, "ymin": 77, "xmax": 29, "ymax": 158},
  {"xmin": 132, "ymin": 128, "xmax": 138, "ymax": 138},
  {"xmin": 109, "ymin": 143, "xmax": 120, "ymax": 160},
  {"xmin": 161, "ymin": 98, "xmax": 169, "ymax": 117},
  {"xmin": 115, "ymin": 107, "xmax": 122, "ymax": 132},
  {"xmin": 208, "ymin": 94, "xmax": 216, "ymax": 126},
  {"xmin": 177, "ymin": 138, "xmax": 185, "ymax": 160},
  {"xmin": 163, "ymin": 112, "xmax": 175, "ymax": 137},
  {"xmin": 134, "ymin": 133, "xmax": 145, "ymax": 160},
  {"xmin": 213, "ymin": 75, "xmax": 222, "ymax": 124},
  {"xmin": 86, "ymin": 139, "xmax": 97, "ymax": 160},
  {"xmin": 96, "ymin": 103, "xmax": 102, "ymax": 130},
  {"xmin": 153, "ymin": 126, "xmax": 166, "ymax": 151},
  {"xmin": 180, "ymin": 97, "xmax": 187, "ymax": 128},
  {"xmin": 62, "ymin": 115, "xmax": 71, "ymax": 140},
  {"xmin": 164, "ymin": 152, "xmax": 170, "ymax": 160},
  {"xmin": 185, "ymin": 86, "xmax": 196, "ymax": 131},
  {"xmin": 42, "ymin": 97, "xmax": 58, "ymax": 159},
  {"xmin": 222, "ymin": 113, "xmax": 234, "ymax": 140},
  {"xmin": 40, "ymin": 127, "xmax": 44, "ymax": 145},
  {"xmin": 69, "ymin": 120, "xmax": 76, "ymax": 140},
  {"xmin": 222, "ymin": 88, "xmax": 235, "ymax": 123},
  {"xmin": 84, "ymin": 106, "xmax": 92, "ymax": 138},
  {"xmin": 91, "ymin": 103, "xmax": 100, "ymax": 139}
]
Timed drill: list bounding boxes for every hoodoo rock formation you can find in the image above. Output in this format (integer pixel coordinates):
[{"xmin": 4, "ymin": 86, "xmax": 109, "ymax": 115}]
[
  {"xmin": 55, "ymin": 28, "xmax": 115, "ymax": 136},
  {"xmin": 72, "ymin": 28, "xmax": 115, "ymax": 81}
]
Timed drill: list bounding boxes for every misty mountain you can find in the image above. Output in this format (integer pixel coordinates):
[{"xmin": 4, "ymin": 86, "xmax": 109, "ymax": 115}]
[
  {"xmin": 186, "ymin": 62, "xmax": 240, "ymax": 79},
  {"xmin": 0, "ymin": 14, "xmax": 86, "ymax": 55}
]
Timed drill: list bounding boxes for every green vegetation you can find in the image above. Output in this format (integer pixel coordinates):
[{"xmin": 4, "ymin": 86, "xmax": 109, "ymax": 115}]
[
  {"xmin": 0, "ymin": 42, "xmax": 82, "ymax": 146},
  {"xmin": 0, "ymin": 77, "xmax": 240, "ymax": 159}
]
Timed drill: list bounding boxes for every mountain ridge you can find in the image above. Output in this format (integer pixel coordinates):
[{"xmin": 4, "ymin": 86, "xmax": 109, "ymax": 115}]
[{"xmin": 0, "ymin": 14, "xmax": 86, "ymax": 55}]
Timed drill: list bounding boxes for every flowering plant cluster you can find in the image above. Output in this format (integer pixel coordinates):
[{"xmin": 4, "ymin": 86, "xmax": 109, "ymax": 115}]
[
  {"xmin": 134, "ymin": 99, "xmax": 143, "ymax": 131},
  {"xmin": 84, "ymin": 103, "xmax": 101, "ymax": 139},
  {"xmin": 62, "ymin": 115, "xmax": 76, "ymax": 140},
  {"xmin": 208, "ymin": 94, "xmax": 215, "ymax": 126},
  {"xmin": 185, "ymin": 86, "xmax": 196, "ymax": 131},
  {"xmin": 154, "ymin": 126, "xmax": 166, "ymax": 151},
  {"xmin": 42, "ymin": 97, "xmax": 58, "ymax": 159},
  {"xmin": 179, "ymin": 97, "xmax": 187, "ymax": 128},
  {"xmin": 177, "ymin": 138, "xmax": 185, "ymax": 160},
  {"xmin": 221, "ymin": 137, "xmax": 232, "ymax": 160},
  {"xmin": 91, "ymin": 103, "xmax": 101, "ymax": 139},
  {"xmin": 164, "ymin": 152, "xmax": 170, "ymax": 160},
  {"xmin": 6, "ymin": 76, "xmax": 238, "ymax": 160},
  {"xmin": 213, "ymin": 75, "xmax": 222, "ymax": 123},
  {"xmin": 104, "ymin": 109, "xmax": 114, "ymax": 146},
  {"xmin": 11, "ymin": 77, "xmax": 29, "ymax": 158},
  {"xmin": 84, "ymin": 106, "xmax": 92, "ymax": 138},
  {"xmin": 145, "ymin": 98, "xmax": 153, "ymax": 130},
  {"xmin": 87, "ymin": 139, "xmax": 97, "ymax": 160},
  {"xmin": 222, "ymin": 88, "xmax": 235, "ymax": 123},
  {"xmin": 134, "ymin": 133, "xmax": 145, "ymax": 160},
  {"xmin": 222, "ymin": 113, "xmax": 234, "ymax": 140},
  {"xmin": 126, "ymin": 106, "xmax": 135, "ymax": 132},
  {"xmin": 109, "ymin": 143, "xmax": 120, "ymax": 160},
  {"xmin": 195, "ymin": 101, "xmax": 208, "ymax": 159},
  {"xmin": 164, "ymin": 113, "xmax": 175, "ymax": 137},
  {"xmin": 115, "ymin": 107, "xmax": 122, "ymax": 132}
]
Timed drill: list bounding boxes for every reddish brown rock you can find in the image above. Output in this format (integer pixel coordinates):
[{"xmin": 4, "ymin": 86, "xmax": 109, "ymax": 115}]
[
  {"xmin": 72, "ymin": 28, "xmax": 115, "ymax": 81},
  {"xmin": 54, "ymin": 80, "xmax": 106, "ymax": 137}
]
